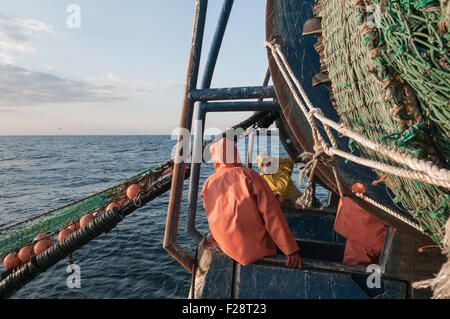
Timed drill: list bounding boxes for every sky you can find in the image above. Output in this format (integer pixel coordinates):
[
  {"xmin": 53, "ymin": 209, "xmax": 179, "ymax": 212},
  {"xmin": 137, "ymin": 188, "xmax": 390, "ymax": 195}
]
[{"xmin": 0, "ymin": 0, "xmax": 268, "ymax": 135}]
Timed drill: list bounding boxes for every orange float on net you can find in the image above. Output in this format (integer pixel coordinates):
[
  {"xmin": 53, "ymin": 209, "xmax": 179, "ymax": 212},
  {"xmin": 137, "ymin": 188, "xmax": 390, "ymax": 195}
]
[
  {"xmin": 3, "ymin": 253, "xmax": 21, "ymax": 270},
  {"xmin": 18, "ymin": 246, "xmax": 34, "ymax": 263},
  {"xmin": 118, "ymin": 198, "xmax": 127, "ymax": 207},
  {"xmin": 106, "ymin": 202, "xmax": 120, "ymax": 212},
  {"xmin": 58, "ymin": 228, "xmax": 73, "ymax": 243},
  {"xmin": 33, "ymin": 233, "xmax": 52, "ymax": 255},
  {"xmin": 68, "ymin": 222, "xmax": 79, "ymax": 231},
  {"xmin": 34, "ymin": 233, "xmax": 50, "ymax": 242},
  {"xmin": 161, "ymin": 168, "xmax": 172, "ymax": 177},
  {"xmin": 126, "ymin": 184, "xmax": 142, "ymax": 201},
  {"xmin": 351, "ymin": 182, "xmax": 366, "ymax": 194},
  {"xmin": 80, "ymin": 213, "xmax": 94, "ymax": 228},
  {"xmin": 93, "ymin": 209, "xmax": 104, "ymax": 218}
]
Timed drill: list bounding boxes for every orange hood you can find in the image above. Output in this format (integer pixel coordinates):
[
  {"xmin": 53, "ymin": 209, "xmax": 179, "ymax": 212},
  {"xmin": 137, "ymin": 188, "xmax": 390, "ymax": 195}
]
[{"xmin": 210, "ymin": 138, "xmax": 242, "ymax": 171}]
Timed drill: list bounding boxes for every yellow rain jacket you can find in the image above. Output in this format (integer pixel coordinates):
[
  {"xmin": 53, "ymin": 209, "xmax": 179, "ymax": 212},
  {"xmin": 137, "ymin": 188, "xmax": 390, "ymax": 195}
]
[{"xmin": 256, "ymin": 155, "xmax": 302, "ymax": 202}]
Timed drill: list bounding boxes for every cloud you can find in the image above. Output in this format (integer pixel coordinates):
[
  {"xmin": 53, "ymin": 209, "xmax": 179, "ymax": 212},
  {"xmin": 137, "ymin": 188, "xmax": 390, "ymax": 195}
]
[
  {"xmin": 86, "ymin": 73, "xmax": 183, "ymax": 92},
  {"xmin": 0, "ymin": 67, "xmax": 184, "ymax": 107},
  {"xmin": 0, "ymin": 65, "xmax": 127, "ymax": 107},
  {"xmin": 0, "ymin": 15, "xmax": 182, "ymax": 107},
  {"xmin": 0, "ymin": 14, "xmax": 55, "ymax": 64}
]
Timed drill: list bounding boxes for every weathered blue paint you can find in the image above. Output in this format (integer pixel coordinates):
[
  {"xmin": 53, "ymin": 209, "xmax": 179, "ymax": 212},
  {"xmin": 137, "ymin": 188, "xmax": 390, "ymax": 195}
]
[
  {"xmin": 284, "ymin": 210, "xmax": 338, "ymax": 243},
  {"xmin": 191, "ymin": 241, "xmax": 408, "ymax": 299},
  {"xmin": 190, "ymin": 206, "xmax": 446, "ymax": 299},
  {"xmin": 189, "ymin": 86, "xmax": 276, "ymax": 101},
  {"xmin": 200, "ymin": 0, "xmax": 234, "ymax": 90},
  {"xmin": 233, "ymin": 264, "xmax": 407, "ymax": 299},
  {"xmin": 283, "ymin": 207, "xmax": 348, "ymax": 244},
  {"xmin": 190, "ymin": 245, "xmax": 235, "ymax": 299},
  {"xmin": 203, "ymin": 101, "xmax": 279, "ymax": 113},
  {"xmin": 184, "ymin": 0, "xmax": 207, "ymax": 93}
]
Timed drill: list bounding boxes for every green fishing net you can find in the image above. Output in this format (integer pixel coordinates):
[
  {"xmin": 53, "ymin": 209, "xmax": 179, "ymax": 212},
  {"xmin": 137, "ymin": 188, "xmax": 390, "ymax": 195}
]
[
  {"xmin": 318, "ymin": 0, "xmax": 449, "ymax": 244},
  {"xmin": 0, "ymin": 163, "xmax": 168, "ymax": 260}
]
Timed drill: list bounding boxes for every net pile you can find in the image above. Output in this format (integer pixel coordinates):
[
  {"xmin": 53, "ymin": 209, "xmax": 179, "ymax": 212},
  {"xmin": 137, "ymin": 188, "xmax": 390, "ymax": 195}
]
[{"xmin": 315, "ymin": 0, "xmax": 449, "ymax": 244}]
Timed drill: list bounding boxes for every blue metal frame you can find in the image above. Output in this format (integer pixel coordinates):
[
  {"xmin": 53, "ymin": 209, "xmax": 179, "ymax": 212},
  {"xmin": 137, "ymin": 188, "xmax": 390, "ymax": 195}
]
[
  {"xmin": 164, "ymin": 0, "xmax": 280, "ymax": 270},
  {"xmin": 189, "ymin": 86, "xmax": 276, "ymax": 101}
]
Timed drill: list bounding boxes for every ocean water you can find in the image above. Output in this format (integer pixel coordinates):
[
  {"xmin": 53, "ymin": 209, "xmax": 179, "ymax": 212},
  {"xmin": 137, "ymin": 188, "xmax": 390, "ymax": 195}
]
[{"xmin": 0, "ymin": 135, "xmax": 329, "ymax": 299}]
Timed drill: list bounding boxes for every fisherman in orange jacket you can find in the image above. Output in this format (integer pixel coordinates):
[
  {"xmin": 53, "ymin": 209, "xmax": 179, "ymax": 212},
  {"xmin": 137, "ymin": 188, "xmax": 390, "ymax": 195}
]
[
  {"xmin": 334, "ymin": 186, "xmax": 388, "ymax": 266},
  {"xmin": 201, "ymin": 138, "xmax": 302, "ymax": 269}
]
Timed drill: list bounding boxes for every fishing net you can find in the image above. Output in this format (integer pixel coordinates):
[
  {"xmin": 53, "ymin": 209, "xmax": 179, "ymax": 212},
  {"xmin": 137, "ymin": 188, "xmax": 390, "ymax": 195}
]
[
  {"xmin": 376, "ymin": 0, "xmax": 449, "ymax": 166},
  {"xmin": 0, "ymin": 161, "xmax": 172, "ymax": 261},
  {"xmin": 316, "ymin": 0, "xmax": 449, "ymax": 244}
]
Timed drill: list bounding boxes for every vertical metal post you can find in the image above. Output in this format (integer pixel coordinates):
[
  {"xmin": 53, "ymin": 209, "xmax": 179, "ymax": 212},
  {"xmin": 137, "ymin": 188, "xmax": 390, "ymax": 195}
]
[
  {"xmin": 201, "ymin": 0, "xmax": 235, "ymax": 89},
  {"xmin": 247, "ymin": 68, "xmax": 270, "ymax": 169},
  {"xmin": 186, "ymin": 0, "xmax": 235, "ymax": 243},
  {"xmin": 246, "ymin": 129, "xmax": 256, "ymax": 168},
  {"xmin": 186, "ymin": 108, "xmax": 206, "ymax": 243},
  {"xmin": 164, "ymin": 0, "xmax": 208, "ymax": 273},
  {"xmin": 261, "ymin": 68, "xmax": 271, "ymax": 90}
]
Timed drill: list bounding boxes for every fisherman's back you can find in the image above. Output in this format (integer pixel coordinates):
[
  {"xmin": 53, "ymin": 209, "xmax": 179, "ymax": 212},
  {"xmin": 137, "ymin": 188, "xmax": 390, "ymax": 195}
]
[{"xmin": 201, "ymin": 165, "xmax": 298, "ymax": 265}]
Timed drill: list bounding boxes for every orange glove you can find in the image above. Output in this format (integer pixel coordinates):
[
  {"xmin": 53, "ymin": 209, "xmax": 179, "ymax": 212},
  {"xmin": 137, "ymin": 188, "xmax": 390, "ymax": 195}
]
[{"xmin": 286, "ymin": 251, "xmax": 302, "ymax": 269}]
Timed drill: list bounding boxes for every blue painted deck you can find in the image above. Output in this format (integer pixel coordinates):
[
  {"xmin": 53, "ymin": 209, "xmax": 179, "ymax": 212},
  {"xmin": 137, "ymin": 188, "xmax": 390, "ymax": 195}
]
[
  {"xmin": 191, "ymin": 208, "xmax": 406, "ymax": 299},
  {"xmin": 191, "ymin": 241, "xmax": 407, "ymax": 299},
  {"xmin": 283, "ymin": 208, "xmax": 346, "ymax": 243},
  {"xmin": 233, "ymin": 264, "xmax": 406, "ymax": 299}
]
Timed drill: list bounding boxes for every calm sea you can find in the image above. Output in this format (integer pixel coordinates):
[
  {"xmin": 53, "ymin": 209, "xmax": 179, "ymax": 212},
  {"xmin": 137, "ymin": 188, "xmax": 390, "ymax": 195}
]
[{"xmin": 0, "ymin": 135, "xmax": 328, "ymax": 298}]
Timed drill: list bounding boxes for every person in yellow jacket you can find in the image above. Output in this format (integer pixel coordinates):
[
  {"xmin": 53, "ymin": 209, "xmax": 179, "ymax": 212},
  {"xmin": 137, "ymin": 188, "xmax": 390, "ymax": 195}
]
[{"xmin": 256, "ymin": 154, "xmax": 302, "ymax": 205}]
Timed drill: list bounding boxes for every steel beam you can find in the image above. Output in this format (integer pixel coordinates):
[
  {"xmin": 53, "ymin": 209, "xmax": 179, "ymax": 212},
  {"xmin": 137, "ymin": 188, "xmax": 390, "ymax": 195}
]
[{"xmin": 189, "ymin": 86, "xmax": 276, "ymax": 101}]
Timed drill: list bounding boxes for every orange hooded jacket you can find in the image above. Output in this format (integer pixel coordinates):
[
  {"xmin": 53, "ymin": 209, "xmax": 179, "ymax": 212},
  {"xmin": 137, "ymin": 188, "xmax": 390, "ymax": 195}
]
[
  {"xmin": 201, "ymin": 138, "xmax": 299, "ymax": 266},
  {"xmin": 334, "ymin": 197, "xmax": 388, "ymax": 265}
]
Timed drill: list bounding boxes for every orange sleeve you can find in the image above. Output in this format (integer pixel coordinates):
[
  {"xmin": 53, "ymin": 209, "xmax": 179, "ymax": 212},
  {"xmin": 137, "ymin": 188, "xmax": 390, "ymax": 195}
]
[{"xmin": 247, "ymin": 170, "xmax": 299, "ymax": 255}]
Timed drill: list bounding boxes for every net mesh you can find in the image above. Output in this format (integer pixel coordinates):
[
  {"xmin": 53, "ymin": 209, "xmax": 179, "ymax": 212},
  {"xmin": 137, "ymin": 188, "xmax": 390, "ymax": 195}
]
[{"xmin": 318, "ymin": 0, "xmax": 449, "ymax": 244}]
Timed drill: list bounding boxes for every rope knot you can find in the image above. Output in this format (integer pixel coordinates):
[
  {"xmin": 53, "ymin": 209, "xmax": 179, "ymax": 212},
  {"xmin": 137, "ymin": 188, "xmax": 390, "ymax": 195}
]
[
  {"xmin": 308, "ymin": 107, "xmax": 323, "ymax": 117},
  {"xmin": 296, "ymin": 148, "xmax": 336, "ymax": 208},
  {"xmin": 264, "ymin": 39, "xmax": 280, "ymax": 51}
]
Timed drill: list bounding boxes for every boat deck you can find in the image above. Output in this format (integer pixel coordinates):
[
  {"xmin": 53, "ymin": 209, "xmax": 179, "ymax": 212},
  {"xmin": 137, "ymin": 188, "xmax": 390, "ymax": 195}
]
[{"xmin": 190, "ymin": 206, "xmax": 445, "ymax": 299}]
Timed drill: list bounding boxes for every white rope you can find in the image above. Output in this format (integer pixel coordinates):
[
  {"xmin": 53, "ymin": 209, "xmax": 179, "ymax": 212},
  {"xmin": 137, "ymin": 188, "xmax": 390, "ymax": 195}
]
[
  {"xmin": 316, "ymin": 113, "xmax": 450, "ymax": 183},
  {"xmin": 413, "ymin": 219, "xmax": 450, "ymax": 298},
  {"xmin": 264, "ymin": 40, "xmax": 450, "ymax": 189},
  {"xmin": 267, "ymin": 40, "xmax": 344, "ymax": 201},
  {"xmin": 330, "ymin": 147, "xmax": 450, "ymax": 188},
  {"xmin": 353, "ymin": 192, "xmax": 422, "ymax": 231}
]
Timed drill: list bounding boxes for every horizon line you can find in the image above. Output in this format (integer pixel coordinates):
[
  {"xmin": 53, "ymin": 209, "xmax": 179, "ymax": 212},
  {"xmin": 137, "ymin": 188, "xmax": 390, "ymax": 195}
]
[{"xmin": 0, "ymin": 134, "xmax": 173, "ymax": 136}]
